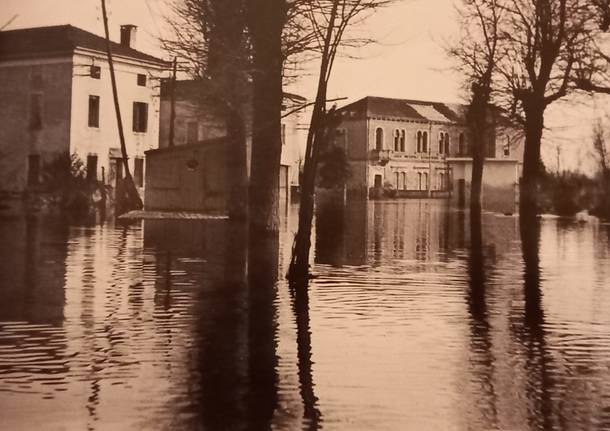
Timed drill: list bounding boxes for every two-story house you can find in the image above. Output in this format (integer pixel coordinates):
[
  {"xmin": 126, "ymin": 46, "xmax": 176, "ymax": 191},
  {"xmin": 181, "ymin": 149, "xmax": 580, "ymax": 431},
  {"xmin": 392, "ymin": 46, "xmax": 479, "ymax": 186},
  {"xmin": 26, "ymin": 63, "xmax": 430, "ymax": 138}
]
[
  {"xmin": 334, "ymin": 96, "xmax": 523, "ymax": 212},
  {"xmin": 0, "ymin": 24, "xmax": 168, "ymax": 194}
]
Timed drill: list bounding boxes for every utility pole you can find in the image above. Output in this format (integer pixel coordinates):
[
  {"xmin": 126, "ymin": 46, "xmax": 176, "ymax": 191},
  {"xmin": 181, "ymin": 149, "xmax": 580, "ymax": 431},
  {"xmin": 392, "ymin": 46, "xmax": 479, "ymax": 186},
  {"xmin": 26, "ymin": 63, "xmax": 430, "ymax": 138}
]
[
  {"xmin": 168, "ymin": 57, "xmax": 178, "ymax": 147},
  {"xmin": 100, "ymin": 0, "xmax": 143, "ymax": 211}
]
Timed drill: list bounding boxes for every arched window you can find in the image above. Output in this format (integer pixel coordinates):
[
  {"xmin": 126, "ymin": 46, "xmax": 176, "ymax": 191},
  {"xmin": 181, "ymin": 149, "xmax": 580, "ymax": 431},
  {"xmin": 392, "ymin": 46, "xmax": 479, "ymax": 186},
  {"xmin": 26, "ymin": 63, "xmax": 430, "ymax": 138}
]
[
  {"xmin": 416, "ymin": 131, "xmax": 422, "ymax": 153},
  {"xmin": 375, "ymin": 127, "xmax": 384, "ymax": 151},
  {"xmin": 400, "ymin": 172, "xmax": 406, "ymax": 190},
  {"xmin": 418, "ymin": 172, "xmax": 422, "ymax": 190},
  {"xmin": 394, "ymin": 171, "xmax": 400, "ymax": 189},
  {"xmin": 394, "ymin": 129, "xmax": 400, "ymax": 151},
  {"xmin": 400, "ymin": 130, "xmax": 406, "ymax": 152},
  {"xmin": 423, "ymin": 172, "xmax": 429, "ymax": 190},
  {"xmin": 439, "ymin": 173, "xmax": 445, "ymax": 190},
  {"xmin": 444, "ymin": 133, "xmax": 450, "ymax": 155},
  {"xmin": 422, "ymin": 131, "xmax": 428, "ymax": 153},
  {"xmin": 439, "ymin": 132, "xmax": 445, "ymax": 153},
  {"xmin": 458, "ymin": 132, "xmax": 465, "ymax": 155}
]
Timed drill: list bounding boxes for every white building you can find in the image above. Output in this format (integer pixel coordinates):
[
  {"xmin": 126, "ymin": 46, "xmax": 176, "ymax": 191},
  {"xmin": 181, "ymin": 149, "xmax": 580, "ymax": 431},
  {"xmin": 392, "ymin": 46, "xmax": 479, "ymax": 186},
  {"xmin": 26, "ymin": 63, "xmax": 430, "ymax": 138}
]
[{"xmin": 0, "ymin": 24, "xmax": 168, "ymax": 194}]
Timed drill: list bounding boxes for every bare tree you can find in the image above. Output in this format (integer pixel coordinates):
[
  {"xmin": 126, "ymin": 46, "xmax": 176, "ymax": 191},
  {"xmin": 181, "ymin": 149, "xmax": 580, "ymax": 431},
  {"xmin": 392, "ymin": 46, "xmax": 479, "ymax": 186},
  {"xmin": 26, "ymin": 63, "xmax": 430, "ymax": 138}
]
[
  {"xmin": 288, "ymin": 0, "xmax": 387, "ymax": 281},
  {"xmin": 449, "ymin": 0, "xmax": 504, "ymax": 211},
  {"xmin": 162, "ymin": 0, "xmax": 250, "ymax": 221},
  {"xmin": 488, "ymin": 0, "xmax": 599, "ymax": 215}
]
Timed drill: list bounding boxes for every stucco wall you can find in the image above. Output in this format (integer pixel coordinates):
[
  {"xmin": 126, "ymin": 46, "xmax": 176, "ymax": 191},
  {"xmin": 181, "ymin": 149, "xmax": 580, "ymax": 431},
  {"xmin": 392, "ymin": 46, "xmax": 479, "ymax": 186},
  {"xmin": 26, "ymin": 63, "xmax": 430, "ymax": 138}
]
[
  {"xmin": 145, "ymin": 141, "xmax": 227, "ymax": 212},
  {"xmin": 70, "ymin": 51, "xmax": 163, "ymax": 186},
  {"xmin": 158, "ymin": 93, "xmax": 305, "ymax": 189},
  {"xmin": 337, "ymin": 111, "xmax": 524, "ymax": 204},
  {"xmin": 449, "ymin": 159, "xmax": 520, "ymax": 213},
  {"xmin": 0, "ymin": 58, "xmax": 73, "ymax": 192}
]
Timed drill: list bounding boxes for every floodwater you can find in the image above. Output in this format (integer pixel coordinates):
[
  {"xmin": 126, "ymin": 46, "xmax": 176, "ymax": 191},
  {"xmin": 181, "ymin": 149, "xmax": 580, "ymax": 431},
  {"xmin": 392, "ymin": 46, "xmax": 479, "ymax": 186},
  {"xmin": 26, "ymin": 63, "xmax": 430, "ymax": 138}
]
[{"xmin": 0, "ymin": 200, "xmax": 609, "ymax": 430}]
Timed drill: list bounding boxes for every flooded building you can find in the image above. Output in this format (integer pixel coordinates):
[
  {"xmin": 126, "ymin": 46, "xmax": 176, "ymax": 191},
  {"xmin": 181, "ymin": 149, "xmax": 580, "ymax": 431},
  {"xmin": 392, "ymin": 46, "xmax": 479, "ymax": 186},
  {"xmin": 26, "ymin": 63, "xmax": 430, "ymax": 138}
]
[
  {"xmin": 157, "ymin": 80, "xmax": 305, "ymax": 198},
  {"xmin": 0, "ymin": 25, "xmax": 168, "ymax": 194},
  {"xmin": 334, "ymin": 96, "xmax": 523, "ymax": 212},
  {"xmin": 144, "ymin": 81, "xmax": 306, "ymax": 212}
]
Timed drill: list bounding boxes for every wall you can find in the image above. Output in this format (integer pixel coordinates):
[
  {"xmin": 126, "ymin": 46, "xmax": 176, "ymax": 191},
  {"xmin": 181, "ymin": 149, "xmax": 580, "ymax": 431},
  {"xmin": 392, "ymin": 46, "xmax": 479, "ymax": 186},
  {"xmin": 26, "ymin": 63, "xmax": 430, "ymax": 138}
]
[
  {"xmin": 70, "ymin": 51, "xmax": 164, "ymax": 188},
  {"xmin": 158, "ymin": 91, "xmax": 305, "ymax": 191},
  {"xmin": 0, "ymin": 58, "xmax": 73, "ymax": 192},
  {"xmin": 338, "ymin": 111, "xmax": 524, "ymax": 205},
  {"xmin": 449, "ymin": 159, "xmax": 520, "ymax": 214},
  {"xmin": 144, "ymin": 141, "xmax": 227, "ymax": 212},
  {"xmin": 158, "ymin": 99, "xmax": 226, "ymax": 148}
]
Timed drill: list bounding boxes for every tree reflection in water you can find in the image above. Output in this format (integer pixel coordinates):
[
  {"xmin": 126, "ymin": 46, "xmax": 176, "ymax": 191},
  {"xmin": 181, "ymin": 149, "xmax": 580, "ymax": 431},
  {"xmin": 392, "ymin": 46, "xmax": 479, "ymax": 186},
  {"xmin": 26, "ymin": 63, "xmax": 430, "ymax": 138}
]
[
  {"xmin": 247, "ymin": 229, "xmax": 280, "ymax": 430},
  {"xmin": 466, "ymin": 209, "xmax": 499, "ymax": 429},
  {"xmin": 289, "ymin": 278, "xmax": 322, "ymax": 431},
  {"xmin": 519, "ymin": 213, "xmax": 555, "ymax": 430}
]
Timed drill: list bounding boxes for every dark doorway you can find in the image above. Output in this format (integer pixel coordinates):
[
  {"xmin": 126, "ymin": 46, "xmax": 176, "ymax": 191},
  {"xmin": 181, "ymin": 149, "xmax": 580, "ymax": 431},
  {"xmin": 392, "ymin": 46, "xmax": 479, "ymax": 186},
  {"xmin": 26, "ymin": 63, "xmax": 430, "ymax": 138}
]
[
  {"xmin": 458, "ymin": 179, "xmax": 466, "ymax": 208},
  {"xmin": 374, "ymin": 174, "xmax": 382, "ymax": 188}
]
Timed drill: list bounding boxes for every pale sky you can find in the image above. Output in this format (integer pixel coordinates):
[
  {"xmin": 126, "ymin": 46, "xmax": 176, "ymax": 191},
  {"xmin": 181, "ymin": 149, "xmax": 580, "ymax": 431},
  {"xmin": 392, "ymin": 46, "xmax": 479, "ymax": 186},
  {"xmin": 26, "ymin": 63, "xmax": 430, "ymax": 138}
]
[{"xmin": 2, "ymin": 0, "xmax": 609, "ymax": 172}]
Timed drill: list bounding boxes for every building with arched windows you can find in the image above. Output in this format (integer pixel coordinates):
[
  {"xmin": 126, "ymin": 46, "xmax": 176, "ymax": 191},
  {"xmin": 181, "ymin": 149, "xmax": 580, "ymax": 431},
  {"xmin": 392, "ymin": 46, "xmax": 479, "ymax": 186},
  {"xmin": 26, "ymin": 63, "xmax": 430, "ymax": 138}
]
[{"xmin": 333, "ymin": 96, "xmax": 524, "ymax": 213}]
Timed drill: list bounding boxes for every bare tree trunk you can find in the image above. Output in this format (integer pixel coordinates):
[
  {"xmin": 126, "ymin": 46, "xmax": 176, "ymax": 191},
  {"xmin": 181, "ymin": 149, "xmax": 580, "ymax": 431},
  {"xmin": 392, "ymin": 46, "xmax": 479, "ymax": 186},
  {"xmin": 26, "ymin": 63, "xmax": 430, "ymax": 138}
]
[
  {"xmin": 520, "ymin": 101, "xmax": 545, "ymax": 217},
  {"xmin": 288, "ymin": 1, "xmax": 339, "ymax": 281},
  {"xmin": 100, "ymin": 0, "xmax": 143, "ymax": 213},
  {"xmin": 468, "ymin": 86, "xmax": 489, "ymax": 212},
  {"xmin": 207, "ymin": 0, "xmax": 249, "ymax": 222},
  {"xmin": 226, "ymin": 107, "xmax": 249, "ymax": 220},
  {"xmin": 247, "ymin": 0, "xmax": 286, "ymax": 234}
]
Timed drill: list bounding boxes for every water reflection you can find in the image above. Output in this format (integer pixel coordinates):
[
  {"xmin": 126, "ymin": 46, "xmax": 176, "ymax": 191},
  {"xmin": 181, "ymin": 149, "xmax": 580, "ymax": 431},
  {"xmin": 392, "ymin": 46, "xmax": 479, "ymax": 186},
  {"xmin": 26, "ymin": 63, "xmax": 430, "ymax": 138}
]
[
  {"xmin": 0, "ymin": 202, "xmax": 609, "ymax": 430},
  {"xmin": 289, "ymin": 278, "xmax": 322, "ymax": 430},
  {"xmin": 466, "ymin": 210, "xmax": 499, "ymax": 429}
]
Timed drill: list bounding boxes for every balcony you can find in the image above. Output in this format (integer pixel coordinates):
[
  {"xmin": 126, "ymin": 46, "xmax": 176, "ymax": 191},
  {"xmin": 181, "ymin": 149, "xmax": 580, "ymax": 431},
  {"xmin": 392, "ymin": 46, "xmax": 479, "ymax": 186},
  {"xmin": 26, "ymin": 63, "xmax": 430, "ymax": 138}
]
[{"xmin": 371, "ymin": 149, "xmax": 392, "ymax": 165}]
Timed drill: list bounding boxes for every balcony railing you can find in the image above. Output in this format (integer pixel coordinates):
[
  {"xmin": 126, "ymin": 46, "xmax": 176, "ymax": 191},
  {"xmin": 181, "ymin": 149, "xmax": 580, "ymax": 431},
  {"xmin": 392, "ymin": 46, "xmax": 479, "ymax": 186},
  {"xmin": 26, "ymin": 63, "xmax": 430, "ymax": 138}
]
[{"xmin": 370, "ymin": 149, "xmax": 392, "ymax": 165}]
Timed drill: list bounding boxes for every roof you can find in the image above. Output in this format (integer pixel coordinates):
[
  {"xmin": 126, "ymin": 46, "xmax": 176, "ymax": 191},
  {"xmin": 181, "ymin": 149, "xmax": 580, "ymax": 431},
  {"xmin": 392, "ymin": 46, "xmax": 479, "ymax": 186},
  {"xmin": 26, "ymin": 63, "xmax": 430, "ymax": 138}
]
[
  {"xmin": 0, "ymin": 25, "xmax": 168, "ymax": 66},
  {"xmin": 337, "ymin": 96, "xmax": 467, "ymax": 124}
]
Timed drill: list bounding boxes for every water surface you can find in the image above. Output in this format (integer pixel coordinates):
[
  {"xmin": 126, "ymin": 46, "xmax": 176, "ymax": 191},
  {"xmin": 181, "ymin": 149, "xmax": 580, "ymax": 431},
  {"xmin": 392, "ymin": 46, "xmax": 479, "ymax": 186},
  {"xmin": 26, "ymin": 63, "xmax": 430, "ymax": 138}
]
[{"xmin": 1, "ymin": 200, "xmax": 609, "ymax": 430}]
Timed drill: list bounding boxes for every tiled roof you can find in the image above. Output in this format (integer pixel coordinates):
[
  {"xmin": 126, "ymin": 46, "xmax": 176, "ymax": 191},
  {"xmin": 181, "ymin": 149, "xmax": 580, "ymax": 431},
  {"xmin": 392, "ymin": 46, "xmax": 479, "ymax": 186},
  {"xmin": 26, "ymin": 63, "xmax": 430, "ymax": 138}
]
[
  {"xmin": 337, "ymin": 96, "xmax": 467, "ymax": 124},
  {"xmin": 0, "ymin": 25, "xmax": 167, "ymax": 66}
]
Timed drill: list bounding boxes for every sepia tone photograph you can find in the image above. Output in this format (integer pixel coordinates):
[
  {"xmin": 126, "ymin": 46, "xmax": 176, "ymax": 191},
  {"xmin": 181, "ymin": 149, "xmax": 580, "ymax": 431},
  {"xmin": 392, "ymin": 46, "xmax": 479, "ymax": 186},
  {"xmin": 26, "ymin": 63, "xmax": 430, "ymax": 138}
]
[{"xmin": 1, "ymin": 0, "xmax": 610, "ymax": 429}]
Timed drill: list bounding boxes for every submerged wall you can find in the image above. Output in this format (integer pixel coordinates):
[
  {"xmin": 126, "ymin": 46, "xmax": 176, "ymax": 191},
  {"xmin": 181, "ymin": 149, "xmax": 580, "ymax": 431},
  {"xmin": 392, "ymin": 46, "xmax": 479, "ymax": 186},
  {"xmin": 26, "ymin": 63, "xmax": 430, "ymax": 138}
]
[{"xmin": 144, "ymin": 140, "xmax": 227, "ymax": 213}]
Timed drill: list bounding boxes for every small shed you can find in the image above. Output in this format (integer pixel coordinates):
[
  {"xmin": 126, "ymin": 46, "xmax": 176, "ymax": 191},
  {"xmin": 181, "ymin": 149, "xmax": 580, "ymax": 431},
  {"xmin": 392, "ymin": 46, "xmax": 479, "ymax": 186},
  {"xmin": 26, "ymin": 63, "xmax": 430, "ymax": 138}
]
[{"xmin": 144, "ymin": 139, "xmax": 227, "ymax": 213}]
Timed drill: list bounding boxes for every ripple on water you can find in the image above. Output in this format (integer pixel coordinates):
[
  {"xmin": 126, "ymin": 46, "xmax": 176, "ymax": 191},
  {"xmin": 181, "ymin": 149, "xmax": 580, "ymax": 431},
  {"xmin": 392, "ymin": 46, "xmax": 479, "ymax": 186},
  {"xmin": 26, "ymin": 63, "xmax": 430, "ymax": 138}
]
[{"xmin": 0, "ymin": 204, "xmax": 609, "ymax": 430}]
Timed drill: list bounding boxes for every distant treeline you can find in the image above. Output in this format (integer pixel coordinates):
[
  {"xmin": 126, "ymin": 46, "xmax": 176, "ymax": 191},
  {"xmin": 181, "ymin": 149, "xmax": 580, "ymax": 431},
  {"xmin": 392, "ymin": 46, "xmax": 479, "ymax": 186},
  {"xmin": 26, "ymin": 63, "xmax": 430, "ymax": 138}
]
[{"xmin": 539, "ymin": 170, "xmax": 610, "ymax": 219}]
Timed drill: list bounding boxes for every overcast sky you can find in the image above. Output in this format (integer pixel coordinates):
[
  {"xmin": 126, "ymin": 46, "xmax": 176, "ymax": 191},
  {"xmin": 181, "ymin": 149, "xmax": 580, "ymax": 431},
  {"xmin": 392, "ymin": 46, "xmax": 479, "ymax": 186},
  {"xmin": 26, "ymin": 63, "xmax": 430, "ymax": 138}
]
[{"xmin": 2, "ymin": 0, "xmax": 609, "ymax": 172}]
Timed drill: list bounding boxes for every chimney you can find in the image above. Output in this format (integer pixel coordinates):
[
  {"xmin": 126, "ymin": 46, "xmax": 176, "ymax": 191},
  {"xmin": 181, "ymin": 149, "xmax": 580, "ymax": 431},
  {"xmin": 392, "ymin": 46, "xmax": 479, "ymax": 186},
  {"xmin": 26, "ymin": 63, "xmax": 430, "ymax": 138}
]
[{"xmin": 120, "ymin": 25, "xmax": 137, "ymax": 48}]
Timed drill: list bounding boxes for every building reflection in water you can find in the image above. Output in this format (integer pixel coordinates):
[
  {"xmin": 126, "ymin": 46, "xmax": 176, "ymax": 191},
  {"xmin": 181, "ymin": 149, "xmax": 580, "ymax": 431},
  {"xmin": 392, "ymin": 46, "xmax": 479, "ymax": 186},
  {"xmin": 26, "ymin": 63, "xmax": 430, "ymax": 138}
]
[
  {"xmin": 1, "ymin": 200, "xmax": 610, "ymax": 430},
  {"xmin": 0, "ymin": 216, "xmax": 70, "ymax": 399}
]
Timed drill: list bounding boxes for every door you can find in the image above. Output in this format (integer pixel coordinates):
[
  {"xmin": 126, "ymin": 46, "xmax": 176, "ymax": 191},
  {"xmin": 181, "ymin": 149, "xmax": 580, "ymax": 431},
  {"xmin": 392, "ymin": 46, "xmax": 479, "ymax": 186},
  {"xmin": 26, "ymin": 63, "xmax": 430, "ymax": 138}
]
[
  {"xmin": 458, "ymin": 179, "xmax": 466, "ymax": 207},
  {"xmin": 374, "ymin": 174, "xmax": 382, "ymax": 188}
]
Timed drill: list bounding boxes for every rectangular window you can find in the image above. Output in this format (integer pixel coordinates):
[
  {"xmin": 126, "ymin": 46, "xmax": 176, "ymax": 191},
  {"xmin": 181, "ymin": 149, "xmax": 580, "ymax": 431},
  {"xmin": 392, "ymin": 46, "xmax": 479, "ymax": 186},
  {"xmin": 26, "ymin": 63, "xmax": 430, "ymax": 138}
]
[
  {"xmin": 86, "ymin": 155, "xmax": 98, "ymax": 181},
  {"xmin": 132, "ymin": 102, "xmax": 148, "ymax": 133},
  {"xmin": 27, "ymin": 154, "xmax": 40, "ymax": 186},
  {"xmin": 88, "ymin": 95, "xmax": 100, "ymax": 128},
  {"xmin": 90, "ymin": 65, "xmax": 101, "ymax": 79},
  {"xmin": 134, "ymin": 158, "xmax": 144, "ymax": 187},
  {"xmin": 29, "ymin": 93, "xmax": 43, "ymax": 130},
  {"xmin": 137, "ymin": 74, "xmax": 147, "ymax": 87},
  {"xmin": 504, "ymin": 143, "xmax": 511, "ymax": 157},
  {"xmin": 186, "ymin": 121, "xmax": 198, "ymax": 144}
]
